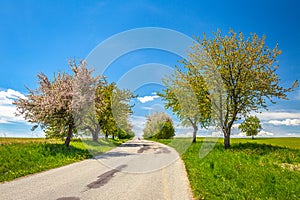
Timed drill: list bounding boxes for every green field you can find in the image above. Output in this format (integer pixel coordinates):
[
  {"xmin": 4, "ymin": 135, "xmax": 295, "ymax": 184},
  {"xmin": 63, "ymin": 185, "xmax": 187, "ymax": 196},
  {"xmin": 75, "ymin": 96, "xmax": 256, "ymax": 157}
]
[
  {"xmin": 0, "ymin": 138, "xmax": 127, "ymax": 182},
  {"xmin": 153, "ymin": 137, "xmax": 300, "ymax": 200}
]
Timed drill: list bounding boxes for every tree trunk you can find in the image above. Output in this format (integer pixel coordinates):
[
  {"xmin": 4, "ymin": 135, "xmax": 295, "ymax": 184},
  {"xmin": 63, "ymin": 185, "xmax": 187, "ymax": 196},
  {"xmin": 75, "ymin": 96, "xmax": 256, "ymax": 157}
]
[
  {"xmin": 252, "ymin": 135, "xmax": 254, "ymax": 140},
  {"xmin": 192, "ymin": 124, "xmax": 198, "ymax": 143},
  {"xmin": 223, "ymin": 126, "xmax": 231, "ymax": 149},
  {"xmin": 112, "ymin": 132, "xmax": 115, "ymax": 140},
  {"xmin": 65, "ymin": 123, "xmax": 73, "ymax": 148},
  {"xmin": 92, "ymin": 132, "xmax": 98, "ymax": 142},
  {"xmin": 224, "ymin": 134, "xmax": 230, "ymax": 149},
  {"xmin": 92, "ymin": 124, "xmax": 101, "ymax": 142},
  {"xmin": 105, "ymin": 131, "xmax": 108, "ymax": 140}
]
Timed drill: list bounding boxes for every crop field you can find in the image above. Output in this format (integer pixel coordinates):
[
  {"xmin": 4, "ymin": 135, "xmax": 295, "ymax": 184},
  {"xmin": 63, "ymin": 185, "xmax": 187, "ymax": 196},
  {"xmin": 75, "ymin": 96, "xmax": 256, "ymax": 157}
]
[
  {"xmin": 154, "ymin": 137, "xmax": 300, "ymax": 200},
  {"xmin": 0, "ymin": 137, "xmax": 127, "ymax": 182}
]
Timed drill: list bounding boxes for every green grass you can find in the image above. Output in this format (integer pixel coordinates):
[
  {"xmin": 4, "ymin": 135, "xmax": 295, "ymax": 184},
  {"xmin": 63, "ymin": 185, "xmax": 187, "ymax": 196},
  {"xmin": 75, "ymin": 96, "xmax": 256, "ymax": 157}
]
[
  {"xmin": 0, "ymin": 137, "xmax": 128, "ymax": 182},
  {"xmin": 153, "ymin": 137, "xmax": 300, "ymax": 200},
  {"xmin": 231, "ymin": 137, "xmax": 300, "ymax": 149}
]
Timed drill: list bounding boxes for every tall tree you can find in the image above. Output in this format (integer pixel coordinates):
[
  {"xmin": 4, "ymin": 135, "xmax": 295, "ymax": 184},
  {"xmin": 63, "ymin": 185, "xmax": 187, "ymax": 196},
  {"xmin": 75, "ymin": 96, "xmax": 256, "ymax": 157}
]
[
  {"xmin": 87, "ymin": 81, "xmax": 134, "ymax": 140},
  {"xmin": 187, "ymin": 29, "xmax": 298, "ymax": 148},
  {"xmin": 159, "ymin": 66, "xmax": 211, "ymax": 143},
  {"xmin": 111, "ymin": 86, "xmax": 134, "ymax": 133},
  {"xmin": 78, "ymin": 77, "xmax": 106, "ymax": 142},
  {"xmin": 14, "ymin": 71, "xmax": 74, "ymax": 147},
  {"xmin": 14, "ymin": 60, "xmax": 99, "ymax": 147},
  {"xmin": 96, "ymin": 82, "xmax": 116, "ymax": 140}
]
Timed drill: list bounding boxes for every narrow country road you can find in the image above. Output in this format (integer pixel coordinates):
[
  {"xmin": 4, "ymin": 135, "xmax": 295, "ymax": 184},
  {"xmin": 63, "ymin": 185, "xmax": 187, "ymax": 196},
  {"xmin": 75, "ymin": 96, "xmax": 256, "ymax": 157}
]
[{"xmin": 0, "ymin": 139, "xmax": 193, "ymax": 200}]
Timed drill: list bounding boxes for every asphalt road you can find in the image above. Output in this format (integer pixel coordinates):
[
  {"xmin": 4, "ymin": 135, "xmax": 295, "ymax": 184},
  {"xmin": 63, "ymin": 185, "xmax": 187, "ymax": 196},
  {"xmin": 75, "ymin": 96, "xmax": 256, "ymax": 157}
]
[{"xmin": 0, "ymin": 139, "xmax": 193, "ymax": 200}]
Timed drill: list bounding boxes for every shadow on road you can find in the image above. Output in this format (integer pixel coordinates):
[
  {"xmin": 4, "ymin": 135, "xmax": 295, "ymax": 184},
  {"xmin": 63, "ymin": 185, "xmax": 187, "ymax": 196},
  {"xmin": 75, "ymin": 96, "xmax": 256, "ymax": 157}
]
[{"xmin": 86, "ymin": 165, "xmax": 127, "ymax": 190}]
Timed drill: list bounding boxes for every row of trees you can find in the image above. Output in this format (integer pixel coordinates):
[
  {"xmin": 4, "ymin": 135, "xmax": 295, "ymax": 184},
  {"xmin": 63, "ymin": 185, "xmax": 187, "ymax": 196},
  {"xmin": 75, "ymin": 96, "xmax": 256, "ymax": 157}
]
[
  {"xmin": 14, "ymin": 60, "xmax": 134, "ymax": 147},
  {"xmin": 14, "ymin": 29, "xmax": 298, "ymax": 149},
  {"xmin": 159, "ymin": 29, "xmax": 298, "ymax": 149}
]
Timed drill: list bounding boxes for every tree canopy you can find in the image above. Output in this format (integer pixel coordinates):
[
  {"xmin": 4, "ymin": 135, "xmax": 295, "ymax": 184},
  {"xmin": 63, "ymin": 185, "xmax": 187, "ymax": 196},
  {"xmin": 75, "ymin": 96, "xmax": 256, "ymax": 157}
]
[
  {"xmin": 163, "ymin": 29, "xmax": 298, "ymax": 149},
  {"xmin": 238, "ymin": 116, "xmax": 262, "ymax": 139},
  {"xmin": 159, "ymin": 65, "xmax": 211, "ymax": 143},
  {"xmin": 143, "ymin": 112, "xmax": 175, "ymax": 139},
  {"xmin": 14, "ymin": 60, "xmax": 135, "ymax": 146},
  {"xmin": 14, "ymin": 61, "xmax": 85, "ymax": 147}
]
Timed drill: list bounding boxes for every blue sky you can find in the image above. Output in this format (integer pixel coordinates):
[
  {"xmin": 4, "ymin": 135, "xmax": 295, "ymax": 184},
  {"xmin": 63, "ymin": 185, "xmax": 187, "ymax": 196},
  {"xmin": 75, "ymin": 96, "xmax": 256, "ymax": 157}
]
[{"xmin": 0, "ymin": 0, "xmax": 299, "ymax": 137}]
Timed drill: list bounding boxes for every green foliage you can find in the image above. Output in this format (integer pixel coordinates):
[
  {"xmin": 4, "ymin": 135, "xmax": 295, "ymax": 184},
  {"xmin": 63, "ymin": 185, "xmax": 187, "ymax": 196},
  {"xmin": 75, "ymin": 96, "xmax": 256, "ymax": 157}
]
[
  {"xmin": 116, "ymin": 128, "xmax": 135, "ymax": 139},
  {"xmin": 238, "ymin": 116, "xmax": 262, "ymax": 139},
  {"xmin": 143, "ymin": 112, "xmax": 175, "ymax": 139},
  {"xmin": 159, "ymin": 66, "xmax": 211, "ymax": 142},
  {"xmin": 153, "ymin": 121, "xmax": 175, "ymax": 139},
  {"xmin": 155, "ymin": 137, "xmax": 300, "ymax": 199},
  {"xmin": 93, "ymin": 81, "xmax": 135, "ymax": 139},
  {"xmin": 0, "ymin": 138, "xmax": 128, "ymax": 182},
  {"xmin": 13, "ymin": 59, "xmax": 135, "ymax": 144},
  {"xmin": 182, "ymin": 29, "xmax": 298, "ymax": 148}
]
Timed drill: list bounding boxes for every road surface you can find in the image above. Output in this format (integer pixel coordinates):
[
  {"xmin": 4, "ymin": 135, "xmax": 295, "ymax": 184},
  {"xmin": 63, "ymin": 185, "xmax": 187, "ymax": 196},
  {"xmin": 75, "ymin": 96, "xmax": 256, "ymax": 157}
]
[{"xmin": 0, "ymin": 139, "xmax": 193, "ymax": 200}]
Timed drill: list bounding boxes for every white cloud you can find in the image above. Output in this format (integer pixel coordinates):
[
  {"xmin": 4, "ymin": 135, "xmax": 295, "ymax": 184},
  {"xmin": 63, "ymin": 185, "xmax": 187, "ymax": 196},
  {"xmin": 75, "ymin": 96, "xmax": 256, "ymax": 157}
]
[
  {"xmin": 175, "ymin": 131, "xmax": 193, "ymax": 137},
  {"xmin": 256, "ymin": 111, "xmax": 300, "ymax": 120},
  {"xmin": 232, "ymin": 123, "xmax": 241, "ymax": 129},
  {"xmin": 0, "ymin": 89, "xmax": 27, "ymax": 124},
  {"xmin": 137, "ymin": 95, "xmax": 160, "ymax": 103},
  {"xmin": 235, "ymin": 130, "xmax": 275, "ymax": 137},
  {"xmin": 211, "ymin": 131, "xmax": 222, "ymax": 137},
  {"xmin": 267, "ymin": 119, "xmax": 300, "ymax": 126},
  {"xmin": 258, "ymin": 130, "xmax": 274, "ymax": 136},
  {"xmin": 236, "ymin": 131, "xmax": 246, "ymax": 137},
  {"xmin": 174, "ymin": 125, "xmax": 194, "ymax": 137},
  {"xmin": 0, "ymin": 89, "xmax": 26, "ymax": 105}
]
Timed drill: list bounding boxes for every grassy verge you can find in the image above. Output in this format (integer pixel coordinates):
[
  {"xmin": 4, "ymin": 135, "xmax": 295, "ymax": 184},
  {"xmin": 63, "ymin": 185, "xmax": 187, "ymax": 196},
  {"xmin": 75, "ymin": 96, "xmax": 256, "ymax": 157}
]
[
  {"xmin": 0, "ymin": 137, "xmax": 128, "ymax": 182},
  {"xmin": 152, "ymin": 137, "xmax": 300, "ymax": 199}
]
